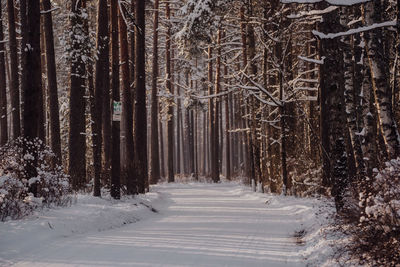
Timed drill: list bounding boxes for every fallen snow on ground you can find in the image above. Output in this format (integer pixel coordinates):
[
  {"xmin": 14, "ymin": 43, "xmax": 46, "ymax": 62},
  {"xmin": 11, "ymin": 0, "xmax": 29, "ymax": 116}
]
[{"xmin": 0, "ymin": 182, "xmax": 338, "ymax": 267}]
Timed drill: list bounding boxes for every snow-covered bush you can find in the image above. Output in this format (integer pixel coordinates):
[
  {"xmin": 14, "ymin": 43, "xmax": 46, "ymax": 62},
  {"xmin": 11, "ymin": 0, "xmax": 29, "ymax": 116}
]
[
  {"xmin": 346, "ymin": 159, "xmax": 400, "ymax": 265},
  {"xmin": 0, "ymin": 138, "xmax": 71, "ymax": 221}
]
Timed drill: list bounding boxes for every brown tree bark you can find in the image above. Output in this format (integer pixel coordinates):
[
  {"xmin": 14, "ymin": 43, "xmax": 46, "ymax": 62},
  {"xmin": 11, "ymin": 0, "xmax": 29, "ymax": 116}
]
[
  {"xmin": 7, "ymin": 0, "xmax": 20, "ymax": 138},
  {"xmin": 159, "ymin": 119, "xmax": 165, "ymax": 178},
  {"xmin": 176, "ymin": 75, "xmax": 182, "ymax": 174},
  {"xmin": 224, "ymin": 62, "xmax": 231, "ymax": 180},
  {"xmin": 0, "ymin": 3, "xmax": 7, "ymax": 146},
  {"xmin": 23, "ymin": 0, "xmax": 42, "ymax": 192},
  {"xmin": 42, "ymin": 0, "xmax": 61, "ymax": 162},
  {"xmin": 213, "ymin": 31, "xmax": 221, "ymax": 183},
  {"xmin": 150, "ymin": 0, "xmax": 160, "ymax": 185},
  {"xmin": 68, "ymin": 0, "xmax": 86, "ymax": 190},
  {"xmin": 19, "ymin": 0, "xmax": 27, "ymax": 137},
  {"xmin": 110, "ymin": 0, "xmax": 120, "ymax": 199},
  {"xmin": 92, "ymin": 0, "xmax": 110, "ymax": 197},
  {"xmin": 208, "ymin": 46, "xmax": 216, "ymax": 181},
  {"xmin": 134, "ymin": 0, "xmax": 148, "ymax": 193},
  {"xmin": 119, "ymin": 4, "xmax": 135, "ymax": 194},
  {"xmin": 24, "ymin": 0, "xmax": 42, "ymax": 140},
  {"xmin": 166, "ymin": 0, "xmax": 174, "ymax": 183}
]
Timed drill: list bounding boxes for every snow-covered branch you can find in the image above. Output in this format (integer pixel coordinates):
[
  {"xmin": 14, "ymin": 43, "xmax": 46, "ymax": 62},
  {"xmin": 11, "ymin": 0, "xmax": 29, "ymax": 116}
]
[
  {"xmin": 287, "ymin": 6, "xmax": 338, "ymax": 19},
  {"xmin": 298, "ymin": 56, "xmax": 325, "ymax": 65},
  {"xmin": 281, "ymin": 0, "xmax": 370, "ymax": 6},
  {"xmin": 312, "ymin": 20, "xmax": 396, "ymax": 39}
]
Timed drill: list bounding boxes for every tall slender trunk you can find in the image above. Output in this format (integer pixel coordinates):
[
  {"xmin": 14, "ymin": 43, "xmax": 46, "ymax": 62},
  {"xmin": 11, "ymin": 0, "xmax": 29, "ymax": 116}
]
[
  {"xmin": 150, "ymin": 0, "xmax": 160, "ymax": 185},
  {"xmin": 0, "ymin": 3, "xmax": 7, "ymax": 145},
  {"xmin": 119, "ymin": 4, "xmax": 135, "ymax": 194},
  {"xmin": 68, "ymin": 0, "xmax": 87, "ymax": 190},
  {"xmin": 92, "ymin": 0, "xmax": 109, "ymax": 196},
  {"xmin": 224, "ymin": 63, "xmax": 231, "ymax": 180},
  {"xmin": 39, "ymin": 14, "xmax": 46, "ymax": 143},
  {"xmin": 202, "ymin": 111, "xmax": 207, "ymax": 176},
  {"xmin": 19, "ymin": 0, "xmax": 27, "ymax": 137},
  {"xmin": 7, "ymin": 0, "xmax": 20, "ymax": 138},
  {"xmin": 42, "ymin": 0, "xmax": 61, "ymax": 162},
  {"xmin": 213, "ymin": 31, "xmax": 222, "ymax": 183},
  {"xmin": 208, "ymin": 46, "xmax": 216, "ymax": 181},
  {"xmin": 240, "ymin": 6, "xmax": 252, "ymax": 182},
  {"xmin": 341, "ymin": 8, "xmax": 365, "ymax": 179},
  {"xmin": 24, "ymin": 0, "xmax": 42, "ymax": 192},
  {"xmin": 194, "ymin": 108, "xmax": 198, "ymax": 180},
  {"xmin": 247, "ymin": 1, "xmax": 261, "ymax": 190},
  {"xmin": 134, "ymin": 0, "xmax": 147, "ymax": 193},
  {"xmin": 101, "ymin": 0, "xmax": 112, "ymax": 184},
  {"xmin": 363, "ymin": 2, "xmax": 400, "ymax": 159},
  {"xmin": 110, "ymin": 0, "xmax": 120, "ymax": 199},
  {"xmin": 166, "ymin": 1, "xmax": 174, "ymax": 183},
  {"xmin": 320, "ymin": 6, "xmax": 348, "ymax": 210},
  {"xmin": 176, "ymin": 75, "xmax": 181, "ymax": 174},
  {"xmin": 159, "ymin": 119, "xmax": 165, "ymax": 178}
]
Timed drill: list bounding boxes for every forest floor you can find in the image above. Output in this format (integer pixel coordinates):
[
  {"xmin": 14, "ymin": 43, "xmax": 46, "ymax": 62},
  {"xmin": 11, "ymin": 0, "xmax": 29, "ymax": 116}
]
[{"xmin": 0, "ymin": 182, "xmax": 339, "ymax": 266}]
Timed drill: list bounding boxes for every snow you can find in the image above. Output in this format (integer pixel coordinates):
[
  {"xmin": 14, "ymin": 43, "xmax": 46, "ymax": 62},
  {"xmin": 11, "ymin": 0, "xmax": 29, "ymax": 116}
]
[
  {"xmin": 287, "ymin": 6, "xmax": 338, "ymax": 19},
  {"xmin": 0, "ymin": 182, "xmax": 337, "ymax": 266},
  {"xmin": 281, "ymin": 0, "xmax": 369, "ymax": 5},
  {"xmin": 312, "ymin": 20, "xmax": 396, "ymax": 39},
  {"xmin": 298, "ymin": 56, "xmax": 325, "ymax": 65}
]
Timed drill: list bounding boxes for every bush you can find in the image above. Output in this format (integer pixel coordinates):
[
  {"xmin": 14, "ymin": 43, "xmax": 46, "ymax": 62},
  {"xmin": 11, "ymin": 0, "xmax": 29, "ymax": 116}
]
[
  {"xmin": 342, "ymin": 159, "xmax": 400, "ymax": 266},
  {"xmin": 0, "ymin": 138, "xmax": 71, "ymax": 221}
]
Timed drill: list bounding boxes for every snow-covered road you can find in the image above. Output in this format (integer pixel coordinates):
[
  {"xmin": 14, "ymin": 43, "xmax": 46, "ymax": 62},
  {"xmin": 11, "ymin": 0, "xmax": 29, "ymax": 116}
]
[{"xmin": 0, "ymin": 183, "xmax": 334, "ymax": 267}]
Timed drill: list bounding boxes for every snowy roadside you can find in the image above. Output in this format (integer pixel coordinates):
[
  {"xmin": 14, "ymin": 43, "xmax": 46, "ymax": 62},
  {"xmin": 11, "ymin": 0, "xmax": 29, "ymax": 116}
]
[{"xmin": 0, "ymin": 191, "xmax": 161, "ymax": 265}]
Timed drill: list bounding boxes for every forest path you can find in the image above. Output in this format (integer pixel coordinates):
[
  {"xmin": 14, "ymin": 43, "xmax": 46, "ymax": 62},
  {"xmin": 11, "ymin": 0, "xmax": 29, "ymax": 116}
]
[{"xmin": 5, "ymin": 183, "xmax": 317, "ymax": 267}]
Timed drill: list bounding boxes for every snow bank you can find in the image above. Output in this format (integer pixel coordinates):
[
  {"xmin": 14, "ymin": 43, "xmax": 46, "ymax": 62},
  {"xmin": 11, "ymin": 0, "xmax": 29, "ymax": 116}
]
[{"xmin": 0, "ymin": 192, "xmax": 161, "ymax": 265}]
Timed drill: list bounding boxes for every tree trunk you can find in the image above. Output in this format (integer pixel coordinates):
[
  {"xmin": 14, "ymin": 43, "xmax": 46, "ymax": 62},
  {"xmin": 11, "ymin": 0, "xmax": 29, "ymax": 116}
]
[
  {"xmin": 119, "ymin": 4, "xmax": 135, "ymax": 194},
  {"xmin": 150, "ymin": 0, "xmax": 160, "ymax": 185},
  {"xmin": 24, "ymin": 0, "xmax": 41, "ymax": 138},
  {"xmin": 19, "ymin": 0, "xmax": 27, "ymax": 137},
  {"xmin": 0, "ymin": 3, "xmax": 8, "ymax": 146},
  {"xmin": 101, "ymin": 1, "xmax": 112, "ymax": 184},
  {"xmin": 110, "ymin": 0, "xmax": 120, "ymax": 199},
  {"xmin": 134, "ymin": 0, "xmax": 147, "ymax": 193},
  {"xmin": 23, "ymin": 0, "xmax": 42, "ymax": 193},
  {"xmin": 92, "ymin": 0, "xmax": 109, "ymax": 196},
  {"xmin": 213, "ymin": 30, "xmax": 222, "ymax": 183},
  {"xmin": 340, "ymin": 8, "xmax": 365, "ymax": 180},
  {"xmin": 224, "ymin": 64, "xmax": 231, "ymax": 180},
  {"xmin": 68, "ymin": 0, "xmax": 87, "ymax": 190},
  {"xmin": 159, "ymin": 119, "xmax": 165, "ymax": 178},
  {"xmin": 176, "ymin": 74, "xmax": 181, "ymax": 174},
  {"xmin": 363, "ymin": 1, "xmax": 400, "ymax": 159},
  {"xmin": 42, "ymin": 0, "xmax": 61, "ymax": 162},
  {"xmin": 320, "ymin": 6, "xmax": 348, "ymax": 210},
  {"xmin": 166, "ymin": 1, "xmax": 174, "ymax": 183},
  {"xmin": 208, "ymin": 46, "xmax": 216, "ymax": 181},
  {"xmin": 7, "ymin": 0, "xmax": 20, "ymax": 138}
]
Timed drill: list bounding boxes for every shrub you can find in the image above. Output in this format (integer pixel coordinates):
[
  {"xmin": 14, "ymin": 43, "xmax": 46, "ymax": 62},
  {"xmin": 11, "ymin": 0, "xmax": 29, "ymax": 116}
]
[
  {"xmin": 0, "ymin": 138, "xmax": 71, "ymax": 221},
  {"xmin": 342, "ymin": 159, "xmax": 400, "ymax": 266}
]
